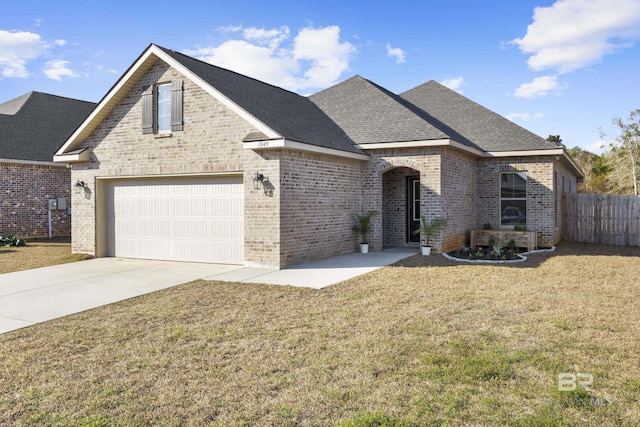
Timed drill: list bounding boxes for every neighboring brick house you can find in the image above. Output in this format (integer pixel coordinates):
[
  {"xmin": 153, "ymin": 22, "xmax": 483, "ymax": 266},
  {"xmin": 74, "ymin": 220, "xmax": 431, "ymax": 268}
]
[
  {"xmin": 54, "ymin": 44, "xmax": 582, "ymax": 268},
  {"xmin": 0, "ymin": 92, "xmax": 95, "ymax": 238}
]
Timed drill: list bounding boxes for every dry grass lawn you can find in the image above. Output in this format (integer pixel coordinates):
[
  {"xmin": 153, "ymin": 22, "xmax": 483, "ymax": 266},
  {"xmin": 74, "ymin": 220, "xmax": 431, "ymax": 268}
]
[
  {"xmin": 0, "ymin": 237, "xmax": 91, "ymax": 274},
  {"xmin": 0, "ymin": 241, "xmax": 639, "ymax": 426}
]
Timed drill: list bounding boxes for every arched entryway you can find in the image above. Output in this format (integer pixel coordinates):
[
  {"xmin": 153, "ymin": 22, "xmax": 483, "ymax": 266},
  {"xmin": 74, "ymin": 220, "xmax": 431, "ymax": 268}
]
[{"xmin": 382, "ymin": 166, "xmax": 421, "ymax": 246}]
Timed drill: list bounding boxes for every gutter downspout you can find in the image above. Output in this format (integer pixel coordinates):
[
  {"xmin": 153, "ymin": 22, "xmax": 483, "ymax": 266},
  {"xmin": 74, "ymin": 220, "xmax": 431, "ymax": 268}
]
[{"xmin": 47, "ymin": 203, "xmax": 52, "ymax": 239}]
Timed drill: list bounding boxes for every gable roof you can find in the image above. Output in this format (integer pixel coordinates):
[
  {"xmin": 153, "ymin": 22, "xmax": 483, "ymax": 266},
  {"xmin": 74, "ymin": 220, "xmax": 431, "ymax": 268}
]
[
  {"xmin": 0, "ymin": 92, "xmax": 95, "ymax": 162},
  {"xmin": 400, "ymin": 81, "xmax": 560, "ymax": 152},
  {"xmin": 56, "ymin": 44, "xmax": 362, "ymax": 158},
  {"xmin": 157, "ymin": 47, "xmax": 361, "ymax": 155}
]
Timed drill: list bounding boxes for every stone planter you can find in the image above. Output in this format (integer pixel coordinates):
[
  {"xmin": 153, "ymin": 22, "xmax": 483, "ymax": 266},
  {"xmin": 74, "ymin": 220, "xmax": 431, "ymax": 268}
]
[
  {"xmin": 360, "ymin": 243, "xmax": 369, "ymax": 253},
  {"xmin": 421, "ymin": 246, "xmax": 432, "ymax": 256}
]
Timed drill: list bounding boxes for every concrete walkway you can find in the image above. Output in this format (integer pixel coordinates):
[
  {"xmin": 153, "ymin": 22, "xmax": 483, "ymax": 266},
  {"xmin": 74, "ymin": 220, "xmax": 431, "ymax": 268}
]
[
  {"xmin": 208, "ymin": 246, "xmax": 416, "ymax": 288},
  {"xmin": 0, "ymin": 247, "xmax": 416, "ymax": 334}
]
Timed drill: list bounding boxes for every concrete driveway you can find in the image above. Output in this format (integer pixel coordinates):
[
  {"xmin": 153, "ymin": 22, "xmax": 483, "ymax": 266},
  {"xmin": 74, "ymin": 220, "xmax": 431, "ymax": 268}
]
[
  {"xmin": 0, "ymin": 258, "xmax": 242, "ymax": 334},
  {"xmin": 0, "ymin": 247, "xmax": 416, "ymax": 334}
]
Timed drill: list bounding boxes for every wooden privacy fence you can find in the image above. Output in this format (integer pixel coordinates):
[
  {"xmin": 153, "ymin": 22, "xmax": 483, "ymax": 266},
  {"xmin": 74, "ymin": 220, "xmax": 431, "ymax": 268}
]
[{"xmin": 563, "ymin": 193, "xmax": 640, "ymax": 246}]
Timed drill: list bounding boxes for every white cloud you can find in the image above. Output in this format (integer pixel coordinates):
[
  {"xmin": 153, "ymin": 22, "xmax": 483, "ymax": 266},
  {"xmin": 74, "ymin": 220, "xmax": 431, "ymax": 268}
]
[
  {"xmin": 584, "ymin": 140, "xmax": 608, "ymax": 154},
  {"xmin": 513, "ymin": 75, "xmax": 567, "ymax": 98},
  {"xmin": 216, "ymin": 25, "xmax": 242, "ymax": 34},
  {"xmin": 386, "ymin": 43, "xmax": 406, "ymax": 63},
  {"xmin": 293, "ymin": 26, "xmax": 356, "ymax": 89},
  {"xmin": 511, "ymin": 0, "xmax": 640, "ymax": 73},
  {"xmin": 0, "ymin": 30, "xmax": 48, "ymax": 77},
  {"xmin": 43, "ymin": 59, "xmax": 79, "ymax": 80},
  {"xmin": 96, "ymin": 64, "xmax": 118, "ymax": 74},
  {"xmin": 243, "ymin": 26, "xmax": 290, "ymax": 49},
  {"xmin": 185, "ymin": 25, "xmax": 356, "ymax": 92},
  {"xmin": 441, "ymin": 77, "xmax": 464, "ymax": 93},
  {"xmin": 187, "ymin": 40, "xmax": 299, "ymax": 89},
  {"xmin": 0, "ymin": 29, "xmax": 70, "ymax": 79},
  {"xmin": 506, "ymin": 112, "xmax": 544, "ymax": 122}
]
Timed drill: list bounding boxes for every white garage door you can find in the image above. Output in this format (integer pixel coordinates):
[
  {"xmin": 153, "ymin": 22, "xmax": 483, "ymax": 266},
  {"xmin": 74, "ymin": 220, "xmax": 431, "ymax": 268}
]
[{"xmin": 105, "ymin": 176, "xmax": 243, "ymax": 264}]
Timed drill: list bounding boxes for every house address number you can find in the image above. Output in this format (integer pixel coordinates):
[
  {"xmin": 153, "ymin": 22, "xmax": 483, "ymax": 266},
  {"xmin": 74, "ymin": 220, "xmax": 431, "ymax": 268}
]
[{"xmin": 258, "ymin": 141, "xmax": 269, "ymax": 147}]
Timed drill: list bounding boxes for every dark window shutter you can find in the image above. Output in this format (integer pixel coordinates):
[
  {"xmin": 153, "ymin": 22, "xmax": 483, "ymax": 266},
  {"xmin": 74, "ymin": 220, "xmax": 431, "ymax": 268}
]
[
  {"xmin": 141, "ymin": 85, "xmax": 153, "ymax": 134},
  {"xmin": 171, "ymin": 80, "xmax": 183, "ymax": 131}
]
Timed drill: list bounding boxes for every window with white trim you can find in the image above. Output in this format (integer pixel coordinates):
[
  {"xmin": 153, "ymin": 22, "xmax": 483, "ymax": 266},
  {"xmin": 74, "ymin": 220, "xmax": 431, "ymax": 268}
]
[
  {"xmin": 156, "ymin": 83, "xmax": 171, "ymax": 133},
  {"xmin": 500, "ymin": 172, "xmax": 527, "ymax": 226}
]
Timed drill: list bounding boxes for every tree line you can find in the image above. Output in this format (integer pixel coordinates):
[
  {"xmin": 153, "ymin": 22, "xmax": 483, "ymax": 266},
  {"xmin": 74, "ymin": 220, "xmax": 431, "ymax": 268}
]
[{"xmin": 558, "ymin": 109, "xmax": 640, "ymax": 196}]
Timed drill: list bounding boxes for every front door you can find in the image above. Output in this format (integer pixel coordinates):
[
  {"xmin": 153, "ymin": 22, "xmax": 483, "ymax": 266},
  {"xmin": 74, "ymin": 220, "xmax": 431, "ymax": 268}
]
[{"xmin": 407, "ymin": 176, "xmax": 420, "ymax": 242}]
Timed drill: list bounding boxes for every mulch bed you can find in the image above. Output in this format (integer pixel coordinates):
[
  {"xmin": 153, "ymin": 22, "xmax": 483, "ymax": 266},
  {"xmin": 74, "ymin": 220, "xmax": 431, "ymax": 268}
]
[{"xmin": 447, "ymin": 245, "xmax": 524, "ymax": 261}]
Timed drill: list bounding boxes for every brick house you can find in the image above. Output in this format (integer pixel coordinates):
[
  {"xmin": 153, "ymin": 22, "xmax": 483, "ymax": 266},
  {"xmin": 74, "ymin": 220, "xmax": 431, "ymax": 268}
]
[
  {"xmin": 54, "ymin": 44, "xmax": 582, "ymax": 268},
  {"xmin": 1, "ymin": 92, "xmax": 95, "ymax": 238}
]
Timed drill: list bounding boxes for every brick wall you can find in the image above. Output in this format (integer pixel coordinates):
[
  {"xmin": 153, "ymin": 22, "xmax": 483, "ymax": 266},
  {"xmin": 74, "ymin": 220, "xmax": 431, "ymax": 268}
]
[
  {"xmin": 279, "ymin": 149, "xmax": 363, "ymax": 266},
  {"xmin": 67, "ymin": 59, "xmax": 367, "ymax": 268},
  {"xmin": 70, "ymin": 61, "xmax": 267, "ymax": 260},
  {"xmin": 363, "ymin": 148, "xmax": 442, "ymax": 252},
  {"xmin": 1, "ymin": 162, "xmax": 71, "ymax": 238},
  {"xmin": 365, "ymin": 149, "xmax": 570, "ymax": 252},
  {"xmin": 440, "ymin": 148, "xmax": 476, "ymax": 252},
  {"xmin": 476, "ymin": 157, "xmax": 557, "ymax": 247},
  {"xmin": 243, "ymin": 150, "xmax": 281, "ymax": 268}
]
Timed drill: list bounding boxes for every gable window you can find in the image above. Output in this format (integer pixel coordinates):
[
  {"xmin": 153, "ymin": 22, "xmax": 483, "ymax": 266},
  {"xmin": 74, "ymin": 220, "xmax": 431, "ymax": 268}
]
[
  {"xmin": 500, "ymin": 172, "xmax": 526, "ymax": 226},
  {"xmin": 156, "ymin": 83, "xmax": 171, "ymax": 133},
  {"xmin": 142, "ymin": 80, "xmax": 183, "ymax": 134}
]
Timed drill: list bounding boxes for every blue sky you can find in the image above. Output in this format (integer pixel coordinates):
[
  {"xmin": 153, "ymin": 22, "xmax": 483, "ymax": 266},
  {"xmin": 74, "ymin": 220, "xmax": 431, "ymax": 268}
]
[{"xmin": 1, "ymin": 0, "xmax": 639, "ymax": 153}]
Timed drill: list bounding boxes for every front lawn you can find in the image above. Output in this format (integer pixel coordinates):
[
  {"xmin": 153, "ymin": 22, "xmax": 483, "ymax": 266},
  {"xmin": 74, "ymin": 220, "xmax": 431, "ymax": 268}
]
[
  {"xmin": 0, "ymin": 242, "xmax": 638, "ymax": 426},
  {"xmin": 0, "ymin": 237, "xmax": 91, "ymax": 274}
]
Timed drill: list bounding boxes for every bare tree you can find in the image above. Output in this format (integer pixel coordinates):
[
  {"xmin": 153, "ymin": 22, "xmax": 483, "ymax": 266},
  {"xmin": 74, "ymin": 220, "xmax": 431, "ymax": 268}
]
[{"xmin": 601, "ymin": 109, "xmax": 640, "ymax": 196}]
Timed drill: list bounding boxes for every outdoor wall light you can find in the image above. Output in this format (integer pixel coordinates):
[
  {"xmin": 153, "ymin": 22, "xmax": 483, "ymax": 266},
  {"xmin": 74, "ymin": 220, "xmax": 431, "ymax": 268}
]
[
  {"xmin": 252, "ymin": 171, "xmax": 273, "ymax": 196},
  {"xmin": 252, "ymin": 171, "xmax": 268, "ymax": 190},
  {"xmin": 75, "ymin": 179, "xmax": 87, "ymax": 194}
]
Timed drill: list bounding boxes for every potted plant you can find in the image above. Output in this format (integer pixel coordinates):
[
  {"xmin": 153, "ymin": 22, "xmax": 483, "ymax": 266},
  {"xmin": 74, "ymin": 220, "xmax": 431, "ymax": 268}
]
[
  {"xmin": 351, "ymin": 210, "xmax": 378, "ymax": 253},
  {"xmin": 414, "ymin": 215, "xmax": 448, "ymax": 255}
]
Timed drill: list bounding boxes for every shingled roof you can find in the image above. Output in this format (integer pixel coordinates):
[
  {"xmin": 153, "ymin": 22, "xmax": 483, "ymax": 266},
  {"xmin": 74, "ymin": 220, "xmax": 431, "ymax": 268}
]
[
  {"xmin": 157, "ymin": 46, "xmax": 361, "ymax": 155},
  {"xmin": 400, "ymin": 81, "xmax": 559, "ymax": 152},
  {"xmin": 309, "ymin": 75, "xmax": 450, "ymax": 144},
  {"xmin": 0, "ymin": 92, "xmax": 95, "ymax": 162},
  {"xmin": 55, "ymin": 44, "xmax": 561, "ymax": 161},
  {"xmin": 309, "ymin": 75, "xmax": 491, "ymax": 152}
]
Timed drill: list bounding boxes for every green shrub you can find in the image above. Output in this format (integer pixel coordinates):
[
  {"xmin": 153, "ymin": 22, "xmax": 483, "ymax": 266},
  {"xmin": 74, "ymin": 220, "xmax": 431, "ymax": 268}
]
[
  {"xmin": 0, "ymin": 233, "xmax": 26, "ymax": 247},
  {"xmin": 414, "ymin": 216, "xmax": 448, "ymax": 246},
  {"xmin": 352, "ymin": 210, "xmax": 378, "ymax": 244}
]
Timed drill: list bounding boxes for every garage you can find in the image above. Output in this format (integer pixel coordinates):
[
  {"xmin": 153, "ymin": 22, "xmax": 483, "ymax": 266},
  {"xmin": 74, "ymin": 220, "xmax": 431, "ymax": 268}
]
[{"xmin": 103, "ymin": 175, "xmax": 243, "ymax": 264}]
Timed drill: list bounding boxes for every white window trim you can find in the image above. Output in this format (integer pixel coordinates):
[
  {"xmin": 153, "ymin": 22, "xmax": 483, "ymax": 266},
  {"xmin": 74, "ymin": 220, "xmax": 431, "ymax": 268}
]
[{"xmin": 155, "ymin": 82, "xmax": 172, "ymax": 134}]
